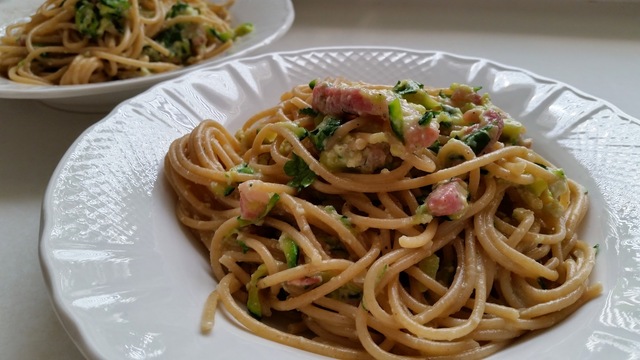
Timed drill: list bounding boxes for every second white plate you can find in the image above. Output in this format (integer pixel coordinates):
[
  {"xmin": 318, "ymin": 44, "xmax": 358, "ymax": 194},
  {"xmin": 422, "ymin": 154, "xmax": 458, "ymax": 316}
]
[{"xmin": 0, "ymin": 0, "xmax": 294, "ymax": 112}]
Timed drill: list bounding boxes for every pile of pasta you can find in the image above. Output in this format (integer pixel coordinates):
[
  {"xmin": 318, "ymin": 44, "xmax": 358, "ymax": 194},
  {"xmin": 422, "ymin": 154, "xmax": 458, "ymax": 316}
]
[
  {"xmin": 0, "ymin": 0, "xmax": 250, "ymax": 85},
  {"xmin": 164, "ymin": 78, "xmax": 601, "ymax": 359}
]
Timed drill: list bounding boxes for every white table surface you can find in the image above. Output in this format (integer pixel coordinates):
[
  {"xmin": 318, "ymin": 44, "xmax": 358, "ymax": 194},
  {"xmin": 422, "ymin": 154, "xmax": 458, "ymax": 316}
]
[{"xmin": 1, "ymin": 0, "xmax": 639, "ymax": 359}]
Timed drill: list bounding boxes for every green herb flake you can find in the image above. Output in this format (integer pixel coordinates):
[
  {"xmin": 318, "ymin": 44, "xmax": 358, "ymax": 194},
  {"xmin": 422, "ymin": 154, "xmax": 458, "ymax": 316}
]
[
  {"xmin": 154, "ymin": 25, "xmax": 192, "ymax": 63},
  {"xmin": 324, "ymin": 205, "xmax": 353, "ymax": 229},
  {"xmin": 310, "ymin": 116, "xmax": 340, "ymax": 151},
  {"xmin": 284, "ymin": 154, "xmax": 316, "ymax": 190},
  {"xmin": 442, "ymin": 104, "xmax": 460, "ymax": 115},
  {"xmin": 439, "ymin": 120, "xmax": 452, "ymax": 129},
  {"xmin": 238, "ymin": 240, "xmax": 249, "ymax": 254},
  {"xmin": 75, "ymin": 0, "xmax": 131, "ymax": 39},
  {"xmin": 427, "ymin": 139, "xmax": 441, "ymax": 154},
  {"xmin": 223, "ymin": 186, "xmax": 235, "ymax": 196},
  {"xmin": 261, "ymin": 193, "xmax": 280, "ymax": 218},
  {"xmin": 393, "ymin": 79, "xmax": 423, "ymax": 95},
  {"xmin": 166, "ymin": 2, "xmax": 196, "ymax": 18},
  {"xmin": 232, "ymin": 163, "xmax": 255, "ymax": 174},
  {"xmin": 419, "ymin": 110, "xmax": 439, "ymax": 126},
  {"xmin": 377, "ymin": 264, "xmax": 388, "ymax": 283},
  {"xmin": 463, "ymin": 125, "xmax": 493, "ymax": 155},
  {"xmin": 299, "ymin": 107, "xmax": 318, "ymax": 117}
]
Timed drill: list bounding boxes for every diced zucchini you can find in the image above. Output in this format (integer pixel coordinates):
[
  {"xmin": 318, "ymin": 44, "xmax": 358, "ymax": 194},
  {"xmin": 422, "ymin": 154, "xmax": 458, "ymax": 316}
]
[
  {"xmin": 260, "ymin": 193, "xmax": 280, "ymax": 218},
  {"xmin": 527, "ymin": 178, "xmax": 548, "ymax": 197},
  {"xmin": 278, "ymin": 235, "xmax": 299, "ymax": 268},
  {"xmin": 393, "ymin": 80, "xmax": 441, "ymax": 109},
  {"xmin": 246, "ymin": 264, "xmax": 268, "ymax": 319},
  {"xmin": 403, "ymin": 91, "xmax": 441, "ymax": 110},
  {"xmin": 500, "ymin": 118, "xmax": 526, "ymax": 144},
  {"xmin": 278, "ymin": 122, "xmax": 309, "ymax": 140},
  {"xmin": 388, "ymin": 97, "xmax": 404, "ymax": 141},
  {"xmin": 551, "ymin": 168, "xmax": 566, "ymax": 180},
  {"xmin": 393, "ymin": 79, "xmax": 423, "ymax": 94},
  {"xmin": 234, "ymin": 22, "xmax": 254, "ymax": 37},
  {"xmin": 418, "ymin": 254, "xmax": 440, "ymax": 279}
]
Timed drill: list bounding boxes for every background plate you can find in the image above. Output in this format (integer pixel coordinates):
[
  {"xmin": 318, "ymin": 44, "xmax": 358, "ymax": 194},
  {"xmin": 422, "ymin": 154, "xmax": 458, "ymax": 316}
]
[
  {"xmin": 0, "ymin": 0, "xmax": 294, "ymax": 112},
  {"xmin": 40, "ymin": 47, "xmax": 640, "ymax": 359}
]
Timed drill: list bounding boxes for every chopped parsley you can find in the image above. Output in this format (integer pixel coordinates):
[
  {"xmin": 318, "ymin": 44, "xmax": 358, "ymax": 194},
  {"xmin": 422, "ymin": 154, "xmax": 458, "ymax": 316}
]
[
  {"xmin": 231, "ymin": 163, "xmax": 255, "ymax": 174},
  {"xmin": 419, "ymin": 110, "xmax": 439, "ymax": 126},
  {"xmin": 463, "ymin": 125, "xmax": 493, "ymax": 155},
  {"xmin": 393, "ymin": 79, "xmax": 423, "ymax": 95},
  {"xmin": 310, "ymin": 116, "xmax": 340, "ymax": 151},
  {"xmin": 75, "ymin": 0, "xmax": 130, "ymax": 39},
  {"xmin": 284, "ymin": 154, "xmax": 316, "ymax": 190},
  {"xmin": 166, "ymin": 2, "xmax": 198, "ymax": 18},
  {"xmin": 299, "ymin": 107, "xmax": 318, "ymax": 117}
]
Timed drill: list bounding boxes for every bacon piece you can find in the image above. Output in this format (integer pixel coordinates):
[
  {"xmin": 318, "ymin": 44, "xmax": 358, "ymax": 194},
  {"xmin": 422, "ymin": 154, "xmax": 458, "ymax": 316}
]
[
  {"xmin": 426, "ymin": 179, "xmax": 469, "ymax": 218},
  {"xmin": 312, "ymin": 79, "xmax": 440, "ymax": 150},
  {"xmin": 404, "ymin": 121, "xmax": 440, "ymax": 151},
  {"xmin": 360, "ymin": 143, "xmax": 392, "ymax": 173},
  {"xmin": 461, "ymin": 107, "xmax": 506, "ymax": 154},
  {"xmin": 450, "ymin": 85, "xmax": 483, "ymax": 107},
  {"xmin": 312, "ymin": 79, "xmax": 393, "ymax": 118},
  {"xmin": 482, "ymin": 108, "xmax": 505, "ymax": 133},
  {"xmin": 238, "ymin": 180, "xmax": 270, "ymax": 221}
]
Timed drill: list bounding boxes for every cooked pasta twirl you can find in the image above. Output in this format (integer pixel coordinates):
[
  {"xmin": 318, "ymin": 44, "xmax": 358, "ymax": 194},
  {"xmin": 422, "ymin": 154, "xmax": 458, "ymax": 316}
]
[
  {"xmin": 164, "ymin": 78, "xmax": 601, "ymax": 359},
  {"xmin": 0, "ymin": 0, "xmax": 251, "ymax": 85}
]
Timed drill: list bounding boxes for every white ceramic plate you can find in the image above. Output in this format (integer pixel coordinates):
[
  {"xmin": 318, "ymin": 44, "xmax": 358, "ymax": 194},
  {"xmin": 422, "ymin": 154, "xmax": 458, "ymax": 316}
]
[
  {"xmin": 40, "ymin": 47, "xmax": 640, "ymax": 359},
  {"xmin": 0, "ymin": 0, "xmax": 293, "ymax": 112}
]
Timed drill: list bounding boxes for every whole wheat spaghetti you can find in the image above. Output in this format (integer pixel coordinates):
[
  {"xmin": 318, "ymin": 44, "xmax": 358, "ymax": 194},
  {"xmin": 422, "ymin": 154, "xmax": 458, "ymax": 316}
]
[
  {"xmin": 0, "ymin": 0, "xmax": 251, "ymax": 85},
  {"xmin": 164, "ymin": 78, "xmax": 601, "ymax": 359}
]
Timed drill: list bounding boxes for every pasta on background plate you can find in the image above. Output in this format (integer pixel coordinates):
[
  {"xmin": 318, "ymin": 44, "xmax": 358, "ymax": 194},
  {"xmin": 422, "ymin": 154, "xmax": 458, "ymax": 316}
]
[
  {"xmin": 164, "ymin": 77, "xmax": 601, "ymax": 359},
  {"xmin": 0, "ymin": 0, "xmax": 252, "ymax": 85}
]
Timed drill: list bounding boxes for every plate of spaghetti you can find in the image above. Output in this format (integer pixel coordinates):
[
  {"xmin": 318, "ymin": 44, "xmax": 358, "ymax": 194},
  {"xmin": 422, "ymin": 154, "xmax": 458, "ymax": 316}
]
[
  {"xmin": 40, "ymin": 47, "xmax": 640, "ymax": 359},
  {"xmin": 0, "ymin": 0, "xmax": 293, "ymax": 111}
]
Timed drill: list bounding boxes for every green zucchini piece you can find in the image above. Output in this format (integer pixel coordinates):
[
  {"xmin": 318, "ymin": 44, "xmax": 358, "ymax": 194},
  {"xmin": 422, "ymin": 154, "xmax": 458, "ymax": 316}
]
[
  {"xmin": 418, "ymin": 254, "xmax": 440, "ymax": 279},
  {"xmin": 260, "ymin": 193, "xmax": 280, "ymax": 218},
  {"xmin": 247, "ymin": 264, "xmax": 268, "ymax": 319},
  {"xmin": 388, "ymin": 97, "xmax": 404, "ymax": 141},
  {"xmin": 279, "ymin": 235, "xmax": 299, "ymax": 268}
]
